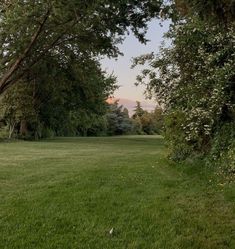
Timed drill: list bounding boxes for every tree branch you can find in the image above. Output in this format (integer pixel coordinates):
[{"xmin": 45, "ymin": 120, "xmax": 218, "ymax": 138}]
[
  {"xmin": 0, "ymin": 9, "xmax": 85, "ymax": 95},
  {"xmin": 0, "ymin": 9, "xmax": 50, "ymax": 92}
]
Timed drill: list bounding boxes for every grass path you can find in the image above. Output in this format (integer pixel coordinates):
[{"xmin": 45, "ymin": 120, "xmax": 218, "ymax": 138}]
[{"xmin": 0, "ymin": 136, "xmax": 234, "ymax": 249}]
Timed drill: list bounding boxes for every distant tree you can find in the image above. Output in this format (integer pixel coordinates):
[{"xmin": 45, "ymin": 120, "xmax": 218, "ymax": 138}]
[
  {"xmin": 152, "ymin": 107, "xmax": 164, "ymax": 134},
  {"xmin": 123, "ymin": 108, "xmax": 130, "ymax": 118},
  {"xmin": 131, "ymin": 102, "xmax": 163, "ymax": 135},
  {"xmin": 132, "ymin": 116, "xmax": 143, "ymax": 134},
  {"xmin": 132, "ymin": 101, "xmax": 145, "ymax": 119},
  {"xmin": 106, "ymin": 101, "xmax": 133, "ymax": 135},
  {"xmin": 140, "ymin": 111, "xmax": 155, "ymax": 134}
]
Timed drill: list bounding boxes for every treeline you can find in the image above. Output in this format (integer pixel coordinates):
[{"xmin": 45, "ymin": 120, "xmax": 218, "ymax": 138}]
[
  {"xmin": 0, "ymin": 94, "xmax": 163, "ymax": 138},
  {"xmin": 106, "ymin": 101, "xmax": 163, "ymax": 136}
]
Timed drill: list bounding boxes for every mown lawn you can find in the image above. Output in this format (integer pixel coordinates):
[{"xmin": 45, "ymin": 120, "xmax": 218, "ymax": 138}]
[{"xmin": 0, "ymin": 136, "xmax": 234, "ymax": 249}]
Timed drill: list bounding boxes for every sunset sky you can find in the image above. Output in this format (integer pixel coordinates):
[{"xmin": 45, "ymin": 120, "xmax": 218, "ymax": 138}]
[{"xmin": 101, "ymin": 19, "xmax": 170, "ymax": 104}]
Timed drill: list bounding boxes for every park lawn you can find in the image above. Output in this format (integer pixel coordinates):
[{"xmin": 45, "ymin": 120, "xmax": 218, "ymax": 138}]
[{"xmin": 0, "ymin": 136, "xmax": 234, "ymax": 249}]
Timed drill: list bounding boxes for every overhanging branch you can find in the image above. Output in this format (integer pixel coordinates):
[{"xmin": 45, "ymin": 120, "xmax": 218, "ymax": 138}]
[{"xmin": 0, "ymin": 8, "xmax": 50, "ymax": 92}]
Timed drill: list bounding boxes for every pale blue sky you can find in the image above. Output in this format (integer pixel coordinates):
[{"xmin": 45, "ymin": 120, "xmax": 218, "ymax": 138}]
[{"xmin": 101, "ymin": 19, "xmax": 170, "ymax": 103}]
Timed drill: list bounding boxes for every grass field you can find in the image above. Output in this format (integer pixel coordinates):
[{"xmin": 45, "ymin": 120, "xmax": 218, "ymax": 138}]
[{"xmin": 0, "ymin": 136, "xmax": 234, "ymax": 249}]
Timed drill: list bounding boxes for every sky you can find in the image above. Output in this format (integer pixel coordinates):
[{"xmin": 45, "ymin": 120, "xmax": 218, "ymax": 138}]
[{"xmin": 101, "ymin": 19, "xmax": 170, "ymax": 104}]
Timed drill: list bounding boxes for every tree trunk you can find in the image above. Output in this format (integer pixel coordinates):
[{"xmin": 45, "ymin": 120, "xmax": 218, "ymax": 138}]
[
  {"xmin": 20, "ymin": 120, "xmax": 28, "ymax": 137},
  {"xmin": 8, "ymin": 121, "xmax": 15, "ymax": 139}
]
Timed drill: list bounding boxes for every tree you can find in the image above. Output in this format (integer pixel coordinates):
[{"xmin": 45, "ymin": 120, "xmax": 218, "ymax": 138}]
[
  {"xmin": 132, "ymin": 102, "xmax": 163, "ymax": 134},
  {"xmin": 106, "ymin": 101, "xmax": 133, "ymax": 135},
  {"xmin": 151, "ymin": 106, "xmax": 164, "ymax": 134},
  {"xmin": 132, "ymin": 116, "xmax": 143, "ymax": 134},
  {"xmin": 132, "ymin": 101, "xmax": 145, "ymax": 119},
  {"xmin": 140, "ymin": 111, "xmax": 155, "ymax": 134},
  {"xmin": 0, "ymin": 0, "xmax": 164, "ymax": 95},
  {"xmin": 0, "ymin": 55, "xmax": 117, "ymax": 139}
]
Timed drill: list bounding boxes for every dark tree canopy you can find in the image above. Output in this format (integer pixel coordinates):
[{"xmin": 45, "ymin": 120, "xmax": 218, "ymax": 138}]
[
  {"xmin": 0, "ymin": 0, "xmax": 163, "ymax": 94},
  {"xmin": 175, "ymin": 0, "xmax": 235, "ymax": 23}
]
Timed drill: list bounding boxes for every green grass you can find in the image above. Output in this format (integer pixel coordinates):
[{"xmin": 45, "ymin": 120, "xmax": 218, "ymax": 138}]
[{"xmin": 0, "ymin": 136, "xmax": 234, "ymax": 249}]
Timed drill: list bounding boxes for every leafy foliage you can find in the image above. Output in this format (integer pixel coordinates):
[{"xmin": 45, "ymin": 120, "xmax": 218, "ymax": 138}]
[
  {"xmin": 0, "ymin": 56, "xmax": 116, "ymax": 139},
  {"xmin": 134, "ymin": 12, "xmax": 235, "ymax": 167},
  {"xmin": 175, "ymin": 0, "xmax": 235, "ymax": 23},
  {"xmin": 106, "ymin": 101, "xmax": 133, "ymax": 135},
  {"xmin": 132, "ymin": 101, "xmax": 164, "ymax": 135},
  {"xmin": 0, "ymin": 0, "xmax": 164, "ymax": 94},
  {"xmin": 0, "ymin": 0, "xmax": 167, "ymax": 140}
]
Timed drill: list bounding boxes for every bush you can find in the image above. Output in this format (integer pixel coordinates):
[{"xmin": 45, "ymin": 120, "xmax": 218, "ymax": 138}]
[
  {"xmin": 41, "ymin": 127, "xmax": 55, "ymax": 139},
  {"xmin": 208, "ymin": 123, "xmax": 235, "ymax": 175},
  {"xmin": 164, "ymin": 110, "xmax": 193, "ymax": 160},
  {"xmin": 0, "ymin": 126, "xmax": 9, "ymax": 140}
]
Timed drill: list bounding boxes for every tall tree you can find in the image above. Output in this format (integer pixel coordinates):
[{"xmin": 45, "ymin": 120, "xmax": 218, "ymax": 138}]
[{"xmin": 0, "ymin": 0, "xmax": 163, "ymax": 94}]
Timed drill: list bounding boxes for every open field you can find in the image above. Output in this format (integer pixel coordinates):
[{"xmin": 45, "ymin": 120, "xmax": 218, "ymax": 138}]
[{"xmin": 0, "ymin": 136, "xmax": 234, "ymax": 249}]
